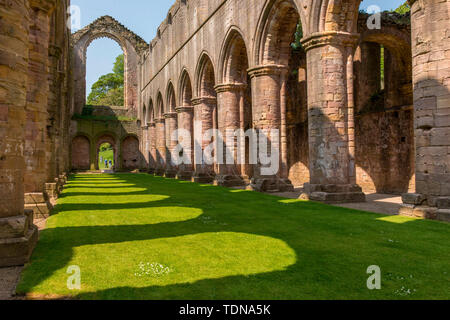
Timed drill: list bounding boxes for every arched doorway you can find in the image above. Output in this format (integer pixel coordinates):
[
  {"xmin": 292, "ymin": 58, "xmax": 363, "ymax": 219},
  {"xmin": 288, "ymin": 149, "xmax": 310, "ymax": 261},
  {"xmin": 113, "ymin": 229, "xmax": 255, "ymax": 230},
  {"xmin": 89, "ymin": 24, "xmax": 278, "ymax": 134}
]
[
  {"xmin": 96, "ymin": 134, "xmax": 117, "ymax": 171},
  {"xmin": 98, "ymin": 142, "xmax": 115, "ymax": 170},
  {"xmin": 72, "ymin": 16, "xmax": 148, "ymax": 114},
  {"xmin": 71, "ymin": 135, "xmax": 91, "ymax": 170},
  {"xmin": 121, "ymin": 135, "xmax": 140, "ymax": 170}
]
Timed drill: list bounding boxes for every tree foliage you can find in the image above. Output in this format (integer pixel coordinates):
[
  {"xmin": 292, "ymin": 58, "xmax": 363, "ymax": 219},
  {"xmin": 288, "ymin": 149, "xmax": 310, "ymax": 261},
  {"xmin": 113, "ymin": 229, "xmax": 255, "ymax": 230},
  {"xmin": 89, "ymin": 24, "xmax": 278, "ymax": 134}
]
[
  {"xmin": 395, "ymin": 2, "xmax": 411, "ymax": 14},
  {"xmin": 87, "ymin": 54, "xmax": 124, "ymax": 106}
]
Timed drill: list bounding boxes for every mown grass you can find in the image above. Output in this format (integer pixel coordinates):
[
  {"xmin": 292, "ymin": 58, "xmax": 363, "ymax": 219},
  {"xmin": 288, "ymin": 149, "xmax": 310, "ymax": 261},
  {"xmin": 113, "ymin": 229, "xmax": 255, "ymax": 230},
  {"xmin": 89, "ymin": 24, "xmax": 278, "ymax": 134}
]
[{"xmin": 17, "ymin": 174, "xmax": 450, "ymax": 300}]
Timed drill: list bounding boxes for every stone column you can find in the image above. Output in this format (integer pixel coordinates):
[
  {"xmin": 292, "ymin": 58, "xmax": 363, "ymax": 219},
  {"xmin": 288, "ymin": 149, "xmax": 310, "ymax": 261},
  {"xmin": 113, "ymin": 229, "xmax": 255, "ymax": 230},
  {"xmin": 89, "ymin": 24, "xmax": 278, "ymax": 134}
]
[
  {"xmin": 214, "ymin": 84, "xmax": 246, "ymax": 187},
  {"xmin": 300, "ymin": 32, "xmax": 365, "ymax": 203},
  {"xmin": 24, "ymin": 2, "xmax": 55, "ymax": 217},
  {"xmin": 164, "ymin": 112, "xmax": 178, "ymax": 178},
  {"xmin": 141, "ymin": 125, "xmax": 149, "ymax": 170},
  {"xmin": 148, "ymin": 122, "xmax": 157, "ymax": 174},
  {"xmin": 154, "ymin": 118, "xmax": 166, "ymax": 176},
  {"xmin": 400, "ymin": 0, "xmax": 450, "ymax": 222},
  {"xmin": 247, "ymin": 65, "xmax": 294, "ymax": 192},
  {"xmin": 176, "ymin": 106, "xmax": 194, "ymax": 180},
  {"xmin": 192, "ymin": 97, "xmax": 216, "ymax": 183},
  {"xmin": 0, "ymin": 0, "xmax": 39, "ymax": 267}
]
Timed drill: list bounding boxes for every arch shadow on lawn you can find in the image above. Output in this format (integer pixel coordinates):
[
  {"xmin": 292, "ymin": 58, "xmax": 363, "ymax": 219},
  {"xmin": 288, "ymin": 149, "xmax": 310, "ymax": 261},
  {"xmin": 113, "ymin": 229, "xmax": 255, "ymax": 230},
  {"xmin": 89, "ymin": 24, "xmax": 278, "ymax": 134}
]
[{"xmin": 16, "ymin": 174, "xmax": 450, "ymax": 300}]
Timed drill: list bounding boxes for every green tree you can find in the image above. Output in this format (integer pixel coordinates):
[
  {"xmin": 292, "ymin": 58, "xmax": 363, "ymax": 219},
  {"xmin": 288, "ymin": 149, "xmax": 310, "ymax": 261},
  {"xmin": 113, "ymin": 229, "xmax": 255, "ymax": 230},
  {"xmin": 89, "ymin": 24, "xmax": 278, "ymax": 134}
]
[
  {"xmin": 395, "ymin": 2, "xmax": 410, "ymax": 14},
  {"xmin": 291, "ymin": 22, "xmax": 303, "ymax": 51},
  {"xmin": 87, "ymin": 54, "xmax": 124, "ymax": 106}
]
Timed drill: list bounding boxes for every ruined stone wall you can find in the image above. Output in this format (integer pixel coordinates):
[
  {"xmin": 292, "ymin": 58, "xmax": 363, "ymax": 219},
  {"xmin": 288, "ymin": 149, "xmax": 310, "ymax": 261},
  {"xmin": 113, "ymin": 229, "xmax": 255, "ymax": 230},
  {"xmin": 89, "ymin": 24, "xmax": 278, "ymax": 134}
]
[
  {"xmin": 138, "ymin": 0, "xmax": 415, "ymax": 200},
  {"xmin": 69, "ymin": 106, "xmax": 142, "ymax": 171},
  {"xmin": 354, "ymin": 12, "xmax": 414, "ymax": 194},
  {"xmin": 0, "ymin": 0, "xmax": 72, "ymax": 267}
]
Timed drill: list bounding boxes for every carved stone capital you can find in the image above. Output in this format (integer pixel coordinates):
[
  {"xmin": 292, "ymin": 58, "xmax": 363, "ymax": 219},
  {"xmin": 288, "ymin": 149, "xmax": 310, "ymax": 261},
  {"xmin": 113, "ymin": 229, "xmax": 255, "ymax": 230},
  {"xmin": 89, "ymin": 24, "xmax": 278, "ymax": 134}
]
[
  {"xmin": 191, "ymin": 97, "xmax": 217, "ymax": 106},
  {"xmin": 164, "ymin": 112, "xmax": 177, "ymax": 119},
  {"xmin": 214, "ymin": 83, "xmax": 247, "ymax": 93},
  {"xmin": 155, "ymin": 118, "xmax": 165, "ymax": 124},
  {"xmin": 247, "ymin": 65, "xmax": 288, "ymax": 78},
  {"xmin": 176, "ymin": 106, "xmax": 194, "ymax": 113},
  {"xmin": 301, "ymin": 32, "xmax": 359, "ymax": 51}
]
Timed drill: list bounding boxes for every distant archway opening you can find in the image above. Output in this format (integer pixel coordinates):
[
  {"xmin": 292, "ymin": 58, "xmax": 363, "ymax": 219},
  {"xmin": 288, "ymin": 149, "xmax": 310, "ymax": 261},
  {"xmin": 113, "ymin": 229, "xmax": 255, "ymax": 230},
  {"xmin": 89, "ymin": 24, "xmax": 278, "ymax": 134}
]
[
  {"xmin": 98, "ymin": 142, "xmax": 115, "ymax": 170},
  {"xmin": 96, "ymin": 134, "xmax": 117, "ymax": 171}
]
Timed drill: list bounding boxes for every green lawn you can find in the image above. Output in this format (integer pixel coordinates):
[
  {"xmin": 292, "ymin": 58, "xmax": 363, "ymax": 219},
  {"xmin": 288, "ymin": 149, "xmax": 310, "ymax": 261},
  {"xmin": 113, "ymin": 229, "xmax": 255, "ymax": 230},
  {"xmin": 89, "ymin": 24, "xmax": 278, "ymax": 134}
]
[
  {"xmin": 98, "ymin": 149, "xmax": 114, "ymax": 169},
  {"xmin": 17, "ymin": 174, "xmax": 450, "ymax": 300}
]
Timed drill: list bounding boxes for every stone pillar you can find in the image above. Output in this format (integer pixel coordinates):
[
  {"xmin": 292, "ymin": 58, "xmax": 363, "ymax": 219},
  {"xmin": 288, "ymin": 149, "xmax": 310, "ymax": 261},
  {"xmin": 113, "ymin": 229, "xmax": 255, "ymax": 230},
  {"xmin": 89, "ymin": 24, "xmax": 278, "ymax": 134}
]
[
  {"xmin": 164, "ymin": 112, "xmax": 178, "ymax": 178},
  {"xmin": 400, "ymin": 0, "xmax": 450, "ymax": 222},
  {"xmin": 154, "ymin": 118, "xmax": 166, "ymax": 176},
  {"xmin": 24, "ymin": 3, "xmax": 54, "ymax": 216},
  {"xmin": 176, "ymin": 106, "xmax": 194, "ymax": 180},
  {"xmin": 248, "ymin": 65, "xmax": 294, "ymax": 192},
  {"xmin": 192, "ymin": 97, "xmax": 216, "ymax": 183},
  {"xmin": 214, "ymin": 84, "xmax": 246, "ymax": 187},
  {"xmin": 0, "ymin": 0, "xmax": 39, "ymax": 267},
  {"xmin": 300, "ymin": 32, "xmax": 365, "ymax": 203},
  {"xmin": 141, "ymin": 126, "xmax": 149, "ymax": 170},
  {"xmin": 148, "ymin": 123, "xmax": 157, "ymax": 174}
]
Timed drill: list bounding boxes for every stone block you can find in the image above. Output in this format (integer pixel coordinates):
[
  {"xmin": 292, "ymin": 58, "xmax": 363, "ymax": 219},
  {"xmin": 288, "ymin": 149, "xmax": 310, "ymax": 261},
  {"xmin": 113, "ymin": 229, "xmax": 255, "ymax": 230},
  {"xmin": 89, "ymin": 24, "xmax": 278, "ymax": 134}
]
[
  {"xmin": 437, "ymin": 209, "xmax": 450, "ymax": 223},
  {"xmin": 24, "ymin": 202, "xmax": 50, "ymax": 219},
  {"xmin": 436, "ymin": 197, "xmax": 450, "ymax": 209},
  {"xmin": 24, "ymin": 192, "xmax": 46, "ymax": 205},
  {"xmin": 214, "ymin": 175, "xmax": 245, "ymax": 188},
  {"xmin": 0, "ymin": 215, "xmax": 28, "ymax": 239},
  {"xmin": 413, "ymin": 206, "xmax": 438, "ymax": 220},
  {"xmin": 402, "ymin": 193, "xmax": 427, "ymax": 205},
  {"xmin": 0, "ymin": 225, "xmax": 38, "ymax": 267},
  {"xmin": 399, "ymin": 204, "xmax": 415, "ymax": 217}
]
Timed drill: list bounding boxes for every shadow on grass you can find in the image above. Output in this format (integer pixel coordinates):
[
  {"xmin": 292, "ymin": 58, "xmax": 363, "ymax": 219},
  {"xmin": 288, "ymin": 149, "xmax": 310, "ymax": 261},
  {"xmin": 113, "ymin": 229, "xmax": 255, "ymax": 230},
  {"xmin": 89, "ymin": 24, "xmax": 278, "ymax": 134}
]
[{"xmin": 17, "ymin": 173, "xmax": 450, "ymax": 300}]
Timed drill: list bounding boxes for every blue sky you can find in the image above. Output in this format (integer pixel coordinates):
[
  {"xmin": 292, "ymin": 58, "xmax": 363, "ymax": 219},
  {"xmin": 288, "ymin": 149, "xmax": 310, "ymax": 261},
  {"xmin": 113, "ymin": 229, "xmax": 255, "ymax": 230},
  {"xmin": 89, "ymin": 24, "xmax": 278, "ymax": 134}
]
[{"xmin": 72, "ymin": 0, "xmax": 405, "ymax": 95}]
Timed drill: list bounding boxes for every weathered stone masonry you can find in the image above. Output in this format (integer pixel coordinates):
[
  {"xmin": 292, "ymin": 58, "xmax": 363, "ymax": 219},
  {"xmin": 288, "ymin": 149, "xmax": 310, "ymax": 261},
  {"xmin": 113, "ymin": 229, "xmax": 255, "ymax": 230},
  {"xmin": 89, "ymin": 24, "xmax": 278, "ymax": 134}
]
[
  {"xmin": 136, "ymin": 0, "xmax": 439, "ymax": 205},
  {"xmin": 1, "ymin": 0, "xmax": 449, "ymax": 268},
  {"xmin": 0, "ymin": 0, "xmax": 71, "ymax": 267}
]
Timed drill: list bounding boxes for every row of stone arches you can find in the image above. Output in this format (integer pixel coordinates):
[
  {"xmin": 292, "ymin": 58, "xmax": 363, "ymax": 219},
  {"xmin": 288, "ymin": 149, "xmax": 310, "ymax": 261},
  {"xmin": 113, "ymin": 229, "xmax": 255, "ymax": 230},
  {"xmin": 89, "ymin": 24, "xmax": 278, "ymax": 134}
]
[
  {"xmin": 140, "ymin": 0, "xmax": 415, "ymax": 198},
  {"xmin": 71, "ymin": 134, "xmax": 140, "ymax": 171}
]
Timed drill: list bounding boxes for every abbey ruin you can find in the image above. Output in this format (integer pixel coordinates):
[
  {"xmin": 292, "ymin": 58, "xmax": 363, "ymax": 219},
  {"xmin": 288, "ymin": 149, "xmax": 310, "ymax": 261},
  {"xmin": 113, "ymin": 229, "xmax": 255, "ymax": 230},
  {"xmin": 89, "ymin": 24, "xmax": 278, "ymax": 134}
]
[{"xmin": 0, "ymin": 0, "xmax": 449, "ymax": 267}]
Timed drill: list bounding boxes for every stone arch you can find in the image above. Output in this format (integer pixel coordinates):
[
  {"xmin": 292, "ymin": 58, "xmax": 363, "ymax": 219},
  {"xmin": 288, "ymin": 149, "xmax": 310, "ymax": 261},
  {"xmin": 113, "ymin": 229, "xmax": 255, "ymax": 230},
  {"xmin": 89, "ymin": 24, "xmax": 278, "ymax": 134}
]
[
  {"xmin": 307, "ymin": 0, "xmax": 361, "ymax": 34},
  {"xmin": 156, "ymin": 92, "xmax": 165, "ymax": 118},
  {"xmin": 95, "ymin": 132, "xmax": 118, "ymax": 170},
  {"xmin": 121, "ymin": 135, "xmax": 140, "ymax": 170},
  {"xmin": 147, "ymin": 99, "xmax": 155, "ymax": 124},
  {"xmin": 179, "ymin": 68, "xmax": 193, "ymax": 106},
  {"xmin": 166, "ymin": 81, "xmax": 177, "ymax": 113},
  {"xmin": 219, "ymin": 27, "xmax": 250, "ymax": 84},
  {"xmin": 358, "ymin": 22, "xmax": 412, "ymax": 110},
  {"xmin": 71, "ymin": 135, "xmax": 91, "ymax": 171},
  {"xmin": 254, "ymin": 0, "xmax": 301, "ymax": 67},
  {"xmin": 72, "ymin": 16, "xmax": 148, "ymax": 115},
  {"xmin": 195, "ymin": 52, "xmax": 217, "ymax": 98},
  {"xmin": 143, "ymin": 105, "xmax": 147, "ymax": 126}
]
